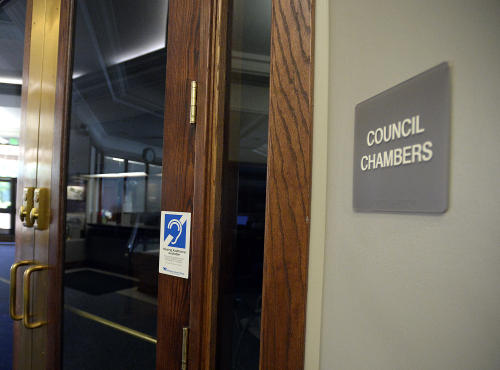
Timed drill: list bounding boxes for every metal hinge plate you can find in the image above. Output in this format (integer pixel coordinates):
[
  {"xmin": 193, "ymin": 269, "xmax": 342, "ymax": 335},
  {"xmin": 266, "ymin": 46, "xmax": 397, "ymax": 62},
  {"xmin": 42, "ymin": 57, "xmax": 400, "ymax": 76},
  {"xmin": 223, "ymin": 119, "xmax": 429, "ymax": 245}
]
[
  {"xmin": 182, "ymin": 326, "xmax": 189, "ymax": 370},
  {"xmin": 189, "ymin": 81, "xmax": 197, "ymax": 124}
]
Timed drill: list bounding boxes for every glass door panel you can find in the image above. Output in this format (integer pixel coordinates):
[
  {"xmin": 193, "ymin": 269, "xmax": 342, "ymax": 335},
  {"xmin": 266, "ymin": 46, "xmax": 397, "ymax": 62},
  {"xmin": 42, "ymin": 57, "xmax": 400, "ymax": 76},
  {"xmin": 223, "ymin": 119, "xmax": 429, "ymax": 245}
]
[
  {"xmin": 0, "ymin": 0, "xmax": 26, "ymax": 368},
  {"xmin": 217, "ymin": 0, "xmax": 271, "ymax": 368},
  {"xmin": 0, "ymin": 179, "xmax": 14, "ymax": 233},
  {"xmin": 63, "ymin": 1, "xmax": 168, "ymax": 368}
]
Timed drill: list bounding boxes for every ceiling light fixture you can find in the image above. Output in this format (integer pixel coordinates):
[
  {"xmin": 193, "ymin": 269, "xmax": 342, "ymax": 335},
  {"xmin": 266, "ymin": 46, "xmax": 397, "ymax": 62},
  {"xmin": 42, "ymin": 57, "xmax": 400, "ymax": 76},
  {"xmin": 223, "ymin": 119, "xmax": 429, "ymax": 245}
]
[
  {"xmin": 0, "ymin": 76, "xmax": 23, "ymax": 85},
  {"xmin": 81, "ymin": 172, "xmax": 147, "ymax": 179},
  {"xmin": 111, "ymin": 43, "xmax": 165, "ymax": 65}
]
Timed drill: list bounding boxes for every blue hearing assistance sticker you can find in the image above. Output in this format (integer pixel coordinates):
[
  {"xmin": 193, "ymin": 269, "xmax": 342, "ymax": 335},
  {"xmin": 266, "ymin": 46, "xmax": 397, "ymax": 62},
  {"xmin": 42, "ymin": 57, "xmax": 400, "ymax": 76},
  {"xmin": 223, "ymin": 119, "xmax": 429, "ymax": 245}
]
[
  {"xmin": 159, "ymin": 211, "xmax": 191, "ymax": 278},
  {"xmin": 163, "ymin": 213, "xmax": 187, "ymax": 248}
]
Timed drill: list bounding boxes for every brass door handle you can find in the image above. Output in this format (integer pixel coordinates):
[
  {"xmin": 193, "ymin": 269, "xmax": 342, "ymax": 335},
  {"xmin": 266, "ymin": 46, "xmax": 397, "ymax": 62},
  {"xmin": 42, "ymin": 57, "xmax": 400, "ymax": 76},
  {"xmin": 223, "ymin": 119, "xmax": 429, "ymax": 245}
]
[
  {"xmin": 9, "ymin": 260, "xmax": 35, "ymax": 320},
  {"xmin": 23, "ymin": 264, "xmax": 49, "ymax": 329}
]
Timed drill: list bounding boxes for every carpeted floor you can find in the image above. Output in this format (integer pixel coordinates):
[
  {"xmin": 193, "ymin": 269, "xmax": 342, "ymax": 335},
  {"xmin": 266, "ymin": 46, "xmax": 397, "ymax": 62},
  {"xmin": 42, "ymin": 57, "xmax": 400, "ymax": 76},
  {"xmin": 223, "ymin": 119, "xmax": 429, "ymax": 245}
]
[
  {"xmin": 63, "ymin": 309, "xmax": 156, "ymax": 370},
  {"xmin": 0, "ymin": 242, "xmax": 15, "ymax": 370},
  {"xmin": 0, "ymin": 243, "xmax": 258, "ymax": 369},
  {"xmin": 0, "ymin": 242, "xmax": 157, "ymax": 370},
  {"xmin": 63, "ymin": 268, "xmax": 157, "ymax": 369},
  {"xmin": 64, "ymin": 270, "xmax": 136, "ymax": 295}
]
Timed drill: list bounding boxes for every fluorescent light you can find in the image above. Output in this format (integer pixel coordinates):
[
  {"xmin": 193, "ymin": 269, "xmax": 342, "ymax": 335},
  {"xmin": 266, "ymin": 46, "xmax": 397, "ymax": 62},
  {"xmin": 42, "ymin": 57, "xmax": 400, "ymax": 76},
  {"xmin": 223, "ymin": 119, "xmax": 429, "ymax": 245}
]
[
  {"xmin": 72, "ymin": 71, "xmax": 85, "ymax": 79},
  {"xmin": 81, "ymin": 172, "xmax": 147, "ymax": 179},
  {"xmin": 111, "ymin": 157, "xmax": 124, "ymax": 162},
  {"xmin": 111, "ymin": 44, "xmax": 165, "ymax": 65},
  {"xmin": 0, "ymin": 76, "xmax": 23, "ymax": 85}
]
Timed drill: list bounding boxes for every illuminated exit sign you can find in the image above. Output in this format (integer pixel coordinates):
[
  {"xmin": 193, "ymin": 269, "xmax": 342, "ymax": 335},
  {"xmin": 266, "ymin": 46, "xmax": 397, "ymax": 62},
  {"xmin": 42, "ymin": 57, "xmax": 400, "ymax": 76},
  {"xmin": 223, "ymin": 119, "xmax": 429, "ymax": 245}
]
[{"xmin": 353, "ymin": 63, "xmax": 451, "ymax": 213}]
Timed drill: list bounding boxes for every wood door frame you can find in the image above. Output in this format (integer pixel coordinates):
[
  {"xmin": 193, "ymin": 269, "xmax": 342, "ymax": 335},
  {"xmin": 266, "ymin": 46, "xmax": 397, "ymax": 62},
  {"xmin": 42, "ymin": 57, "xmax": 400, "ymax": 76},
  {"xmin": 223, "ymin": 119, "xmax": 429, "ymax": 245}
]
[
  {"xmin": 190, "ymin": 0, "xmax": 315, "ymax": 369},
  {"xmin": 187, "ymin": 0, "xmax": 230, "ymax": 368},
  {"xmin": 155, "ymin": 0, "xmax": 200, "ymax": 368},
  {"xmin": 260, "ymin": 0, "xmax": 315, "ymax": 367}
]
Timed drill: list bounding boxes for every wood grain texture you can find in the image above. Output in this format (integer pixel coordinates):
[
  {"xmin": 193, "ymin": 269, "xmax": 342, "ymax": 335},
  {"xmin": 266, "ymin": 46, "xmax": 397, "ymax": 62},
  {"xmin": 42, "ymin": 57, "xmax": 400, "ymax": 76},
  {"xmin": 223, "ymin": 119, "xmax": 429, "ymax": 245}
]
[
  {"xmin": 259, "ymin": 0, "xmax": 315, "ymax": 369},
  {"xmin": 188, "ymin": 0, "xmax": 229, "ymax": 368},
  {"xmin": 156, "ymin": 0, "xmax": 199, "ymax": 368}
]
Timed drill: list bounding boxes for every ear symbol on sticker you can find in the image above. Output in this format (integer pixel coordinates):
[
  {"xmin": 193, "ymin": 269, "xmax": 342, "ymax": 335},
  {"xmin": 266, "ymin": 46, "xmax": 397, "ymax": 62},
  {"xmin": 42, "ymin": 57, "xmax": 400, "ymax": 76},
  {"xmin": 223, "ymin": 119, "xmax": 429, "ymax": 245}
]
[{"xmin": 167, "ymin": 219, "xmax": 183, "ymax": 245}]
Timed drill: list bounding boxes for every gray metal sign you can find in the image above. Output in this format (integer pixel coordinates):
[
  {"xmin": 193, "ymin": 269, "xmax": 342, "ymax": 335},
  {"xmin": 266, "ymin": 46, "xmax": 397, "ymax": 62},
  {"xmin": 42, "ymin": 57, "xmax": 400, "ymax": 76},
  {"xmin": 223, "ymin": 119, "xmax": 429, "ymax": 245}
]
[{"xmin": 353, "ymin": 62, "xmax": 450, "ymax": 213}]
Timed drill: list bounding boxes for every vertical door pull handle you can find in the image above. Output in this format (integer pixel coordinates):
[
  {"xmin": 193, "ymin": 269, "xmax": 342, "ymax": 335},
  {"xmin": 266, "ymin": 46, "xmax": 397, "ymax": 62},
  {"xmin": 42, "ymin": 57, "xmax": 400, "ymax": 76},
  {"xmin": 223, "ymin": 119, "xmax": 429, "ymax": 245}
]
[
  {"xmin": 9, "ymin": 260, "xmax": 35, "ymax": 320},
  {"xmin": 23, "ymin": 264, "xmax": 49, "ymax": 329}
]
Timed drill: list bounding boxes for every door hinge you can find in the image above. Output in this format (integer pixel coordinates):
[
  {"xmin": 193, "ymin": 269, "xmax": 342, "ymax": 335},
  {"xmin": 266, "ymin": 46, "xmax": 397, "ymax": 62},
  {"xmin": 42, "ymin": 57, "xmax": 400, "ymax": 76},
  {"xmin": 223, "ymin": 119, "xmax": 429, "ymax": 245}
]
[
  {"xmin": 182, "ymin": 326, "xmax": 189, "ymax": 370},
  {"xmin": 189, "ymin": 81, "xmax": 197, "ymax": 125}
]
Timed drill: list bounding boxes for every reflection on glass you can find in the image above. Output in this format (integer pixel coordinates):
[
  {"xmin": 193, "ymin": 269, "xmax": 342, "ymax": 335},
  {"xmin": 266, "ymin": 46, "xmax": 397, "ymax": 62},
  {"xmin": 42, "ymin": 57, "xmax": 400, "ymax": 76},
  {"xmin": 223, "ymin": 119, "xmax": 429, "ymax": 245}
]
[
  {"xmin": 146, "ymin": 164, "xmax": 162, "ymax": 212},
  {"xmin": 0, "ymin": 181, "xmax": 12, "ymax": 210},
  {"xmin": 217, "ymin": 0, "xmax": 271, "ymax": 369},
  {"xmin": 63, "ymin": 1, "xmax": 168, "ymax": 369},
  {"xmin": 0, "ymin": 1, "xmax": 26, "ymax": 368}
]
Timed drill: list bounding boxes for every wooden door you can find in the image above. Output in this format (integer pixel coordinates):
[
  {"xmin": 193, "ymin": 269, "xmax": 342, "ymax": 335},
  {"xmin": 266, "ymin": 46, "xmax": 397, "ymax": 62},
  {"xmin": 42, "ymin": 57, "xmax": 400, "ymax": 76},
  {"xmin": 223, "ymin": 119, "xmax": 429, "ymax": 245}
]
[
  {"xmin": 10, "ymin": 0, "xmax": 314, "ymax": 369},
  {"xmin": 12, "ymin": 0, "xmax": 200, "ymax": 369}
]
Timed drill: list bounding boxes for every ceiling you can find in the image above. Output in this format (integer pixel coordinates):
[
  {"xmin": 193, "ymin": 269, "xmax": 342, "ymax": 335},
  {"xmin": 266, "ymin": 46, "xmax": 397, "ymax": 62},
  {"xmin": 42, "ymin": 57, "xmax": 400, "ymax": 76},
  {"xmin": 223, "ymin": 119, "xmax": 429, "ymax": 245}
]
[{"xmin": 0, "ymin": 0, "xmax": 25, "ymax": 141}]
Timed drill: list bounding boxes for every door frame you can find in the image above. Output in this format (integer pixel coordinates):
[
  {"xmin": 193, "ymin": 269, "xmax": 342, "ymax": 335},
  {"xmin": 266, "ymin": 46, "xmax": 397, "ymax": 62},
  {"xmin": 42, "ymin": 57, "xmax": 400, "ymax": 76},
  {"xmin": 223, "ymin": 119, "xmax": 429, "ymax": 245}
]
[{"xmin": 13, "ymin": 0, "xmax": 315, "ymax": 368}]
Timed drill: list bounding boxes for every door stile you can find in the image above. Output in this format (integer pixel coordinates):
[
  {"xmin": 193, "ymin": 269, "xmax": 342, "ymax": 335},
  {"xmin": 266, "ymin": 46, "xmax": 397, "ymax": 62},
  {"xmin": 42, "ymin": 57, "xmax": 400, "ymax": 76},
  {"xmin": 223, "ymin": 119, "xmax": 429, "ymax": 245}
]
[
  {"xmin": 31, "ymin": 0, "xmax": 63, "ymax": 368},
  {"xmin": 156, "ymin": 0, "xmax": 200, "ymax": 369},
  {"xmin": 188, "ymin": 0, "xmax": 230, "ymax": 368}
]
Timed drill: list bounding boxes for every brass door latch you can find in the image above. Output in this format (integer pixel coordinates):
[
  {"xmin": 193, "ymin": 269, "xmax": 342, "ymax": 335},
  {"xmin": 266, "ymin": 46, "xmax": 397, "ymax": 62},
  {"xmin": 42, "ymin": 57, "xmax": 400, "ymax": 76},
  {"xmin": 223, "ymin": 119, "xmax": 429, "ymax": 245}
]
[
  {"xmin": 29, "ymin": 188, "xmax": 50, "ymax": 230},
  {"xmin": 19, "ymin": 187, "xmax": 50, "ymax": 229},
  {"xmin": 19, "ymin": 187, "xmax": 35, "ymax": 227}
]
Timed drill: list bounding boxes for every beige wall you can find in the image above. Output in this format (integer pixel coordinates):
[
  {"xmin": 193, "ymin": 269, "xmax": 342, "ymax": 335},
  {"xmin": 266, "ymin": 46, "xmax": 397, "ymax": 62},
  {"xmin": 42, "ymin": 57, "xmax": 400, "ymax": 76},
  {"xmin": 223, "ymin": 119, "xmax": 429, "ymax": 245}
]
[
  {"xmin": 304, "ymin": 0, "xmax": 329, "ymax": 368},
  {"xmin": 316, "ymin": 0, "xmax": 500, "ymax": 369}
]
